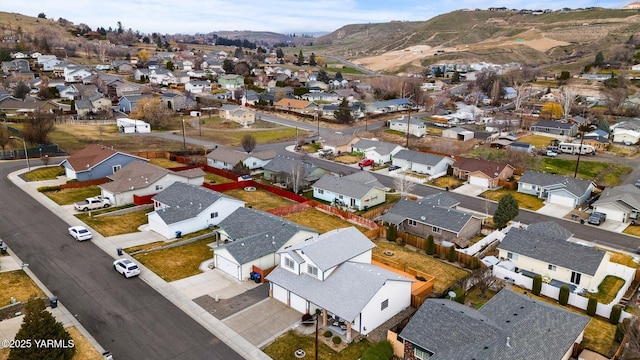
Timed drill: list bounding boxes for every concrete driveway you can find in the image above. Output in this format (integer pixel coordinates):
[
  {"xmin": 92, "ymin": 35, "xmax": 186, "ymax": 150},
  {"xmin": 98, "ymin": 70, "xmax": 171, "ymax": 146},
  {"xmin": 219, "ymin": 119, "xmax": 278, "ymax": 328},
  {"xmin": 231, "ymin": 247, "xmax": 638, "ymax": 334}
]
[
  {"xmin": 536, "ymin": 203, "xmax": 574, "ymax": 217},
  {"xmin": 452, "ymin": 183, "xmax": 486, "ymax": 196}
]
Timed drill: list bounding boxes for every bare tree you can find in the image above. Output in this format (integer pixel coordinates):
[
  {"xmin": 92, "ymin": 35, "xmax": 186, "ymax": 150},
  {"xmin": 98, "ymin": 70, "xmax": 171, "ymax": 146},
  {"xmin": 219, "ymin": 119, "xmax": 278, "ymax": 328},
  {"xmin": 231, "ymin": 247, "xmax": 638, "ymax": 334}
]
[
  {"xmin": 512, "ymin": 82, "xmax": 529, "ymax": 113},
  {"xmin": 22, "ymin": 111, "xmax": 56, "ymax": 145},
  {"xmin": 555, "ymin": 86, "xmax": 578, "ymax": 119},
  {"xmin": 393, "ymin": 172, "xmax": 416, "ymax": 199},
  {"xmin": 290, "ymin": 161, "xmax": 308, "ymax": 194},
  {"xmin": 621, "ymin": 316, "xmax": 640, "ymax": 359},
  {"xmin": 0, "ymin": 125, "xmax": 11, "ymax": 157},
  {"xmin": 464, "ymin": 267, "xmax": 493, "ymax": 295},
  {"xmin": 241, "ymin": 134, "xmax": 256, "ymax": 153}
]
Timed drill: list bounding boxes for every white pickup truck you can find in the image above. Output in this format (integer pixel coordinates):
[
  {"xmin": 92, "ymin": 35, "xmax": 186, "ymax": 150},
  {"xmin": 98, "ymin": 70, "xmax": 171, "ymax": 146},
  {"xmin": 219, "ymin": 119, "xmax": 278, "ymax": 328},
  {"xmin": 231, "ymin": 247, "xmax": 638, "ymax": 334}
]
[{"xmin": 74, "ymin": 196, "xmax": 112, "ymax": 211}]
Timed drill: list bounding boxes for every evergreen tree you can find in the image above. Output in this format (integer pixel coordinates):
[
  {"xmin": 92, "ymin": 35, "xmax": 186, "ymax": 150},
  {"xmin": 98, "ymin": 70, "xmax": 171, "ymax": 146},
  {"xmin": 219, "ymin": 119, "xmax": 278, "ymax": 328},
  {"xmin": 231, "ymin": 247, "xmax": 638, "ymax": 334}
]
[
  {"xmin": 447, "ymin": 245, "xmax": 456, "ymax": 262},
  {"xmin": 425, "ymin": 235, "xmax": 435, "ymax": 255},
  {"xmin": 333, "ymin": 98, "xmax": 353, "ymax": 124},
  {"xmin": 594, "ymin": 51, "xmax": 604, "ymax": 67},
  {"xmin": 309, "ymin": 53, "xmax": 316, "ymax": 66},
  {"xmin": 275, "ymin": 48, "xmax": 284, "ymax": 59},
  {"xmin": 386, "ymin": 224, "xmax": 397, "ymax": 242},
  {"xmin": 9, "ymin": 298, "xmax": 74, "ymax": 360},
  {"xmin": 297, "ymin": 50, "xmax": 304, "ymax": 66},
  {"xmin": 493, "ymin": 194, "xmax": 519, "ymax": 229},
  {"xmin": 317, "ymin": 69, "xmax": 330, "ymax": 83},
  {"xmin": 335, "ymin": 71, "xmax": 343, "ymax": 80},
  {"xmin": 222, "ymin": 59, "xmax": 235, "ymax": 74},
  {"xmin": 451, "ymin": 71, "xmax": 461, "ymax": 84}
]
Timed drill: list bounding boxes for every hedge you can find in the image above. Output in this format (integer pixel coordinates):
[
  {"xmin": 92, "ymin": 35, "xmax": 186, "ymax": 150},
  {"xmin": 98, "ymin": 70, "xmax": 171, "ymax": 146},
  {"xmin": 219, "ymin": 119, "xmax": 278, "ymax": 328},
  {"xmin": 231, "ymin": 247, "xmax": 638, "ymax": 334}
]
[
  {"xmin": 559, "ymin": 285, "xmax": 570, "ymax": 306},
  {"xmin": 586, "ymin": 298, "xmax": 597, "ymax": 316},
  {"xmin": 610, "ymin": 305, "xmax": 622, "ymax": 325},
  {"xmin": 532, "ymin": 275, "xmax": 542, "ymax": 296}
]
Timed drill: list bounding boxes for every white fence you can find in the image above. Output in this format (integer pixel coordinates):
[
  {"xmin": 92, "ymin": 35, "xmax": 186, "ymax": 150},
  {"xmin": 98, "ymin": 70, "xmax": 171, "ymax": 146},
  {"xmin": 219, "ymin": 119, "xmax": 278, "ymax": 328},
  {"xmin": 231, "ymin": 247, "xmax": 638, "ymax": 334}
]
[
  {"xmin": 459, "ymin": 229, "xmax": 505, "ymax": 256},
  {"xmin": 493, "ymin": 262, "xmax": 636, "ymax": 323}
]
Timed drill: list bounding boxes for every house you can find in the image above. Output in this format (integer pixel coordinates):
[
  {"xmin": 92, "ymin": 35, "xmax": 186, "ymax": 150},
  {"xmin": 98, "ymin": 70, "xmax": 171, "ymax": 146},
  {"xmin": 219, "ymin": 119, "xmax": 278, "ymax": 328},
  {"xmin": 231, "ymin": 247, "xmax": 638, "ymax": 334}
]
[
  {"xmin": 263, "ymin": 155, "xmax": 328, "ymax": 186},
  {"xmin": 273, "ymin": 98, "xmax": 317, "ymax": 114},
  {"xmin": 217, "ymin": 74, "xmax": 244, "ymax": 89},
  {"xmin": 219, "ymin": 105, "xmax": 255, "ymax": 126},
  {"xmin": 502, "ymin": 86, "xmax": 517, "ymax": 99},
  {"xmin": 161, "ymin": 92, "xmax": 187, "ymax": 111},
  {"xmin": 517, "ymin": 171, "xmax": 595, "ymax": 208},
  {"xmin": 321, "ymin": 133, "xmax": 359, "ymax": 154},
  {"xmin": 267, "ymin": 227, "xmax": 413, "ymax": 341},
  {"xmin": 59, "ymin": 144, "xmax": 148, "ymax": 181},
  {"xmin": 442, "ymin": 127, "xmax": 474, "ymax": 141},
  {"xmin": 300, "ymin": 92, "xmax": 340, "ymax": 103},
  {"xmin": 205, "ymin": 146, "xmax": 276, "ymax": 171},
  {"xmin": 391, "ymin": 150, "xmax": 454, "ymax": 178},
  {"xmin": 99, "ymin": 160, "xmax": 204, "ymax": 206},
  {"xmin": 366, "ymin": 98, "xmax": 412, "ymax": 113},
  {"xmin": 0, "ymin": 97, "xmax": 60, "ymax": 116},
  {"xmin": 116, "ymin": 118, "xmax": 151, "ymax": 134},
  {"xmin": 351, "ymin": 138, "xmax": 405, "ymax": 165},
  {"xmin": 575, "ymin": 135, "xmax": 610, "ymax": 151},
  {"xmin": 592, "ymin": 184, "xmax": 640, "ymax": 223},
  {"xmin": 508, "ymin": 141, "xmax": 534, "ymax": 153},
  {"xmin": 313, "ymin": 172, "xmax": 387, "ymax": 210},
  {"xmin": 147, "ymin": 182, "xmax": 245, "ymax": 239},
  {"xmin": 612, "ymin": 128, "xmax": 640, "ymax": 144},
  {"xmin": 379, "ymin": 194, "xmax": 482, "ymax": 247},
  {"xmin": 530, "ymin": 120, "xmax": 578, "ymax": 139},
  {"xmin": 498, "ymin": 221, "xmax": 609, "ymax": 291},
  {"xmin": 452, "ymin": 157, "xmax": 514, "ymax": 188},
  {"xmin": 388, "ymin": 116, "xmax": 426, "ymax": 137},
  {"xmin": 105, "ymin": 79, "xmax": 141, "ymax": 99},
  {"xmin": 399, "ymin": 288, "xmax": 590, "ymax": 360},
  {"xmin": 63, "ymin": 65, "xmax": 93, "ymax": 83},
  {"xmin": 118, "ymin": 94, "xmax": 154, "ymax": 113},
  {"xmin": 185, "ymin": 80, "xmax": 212, "ymax": 94},
  {"xmin": 212, "ymin": 207, "xmax": 319, "ymax": 281}
]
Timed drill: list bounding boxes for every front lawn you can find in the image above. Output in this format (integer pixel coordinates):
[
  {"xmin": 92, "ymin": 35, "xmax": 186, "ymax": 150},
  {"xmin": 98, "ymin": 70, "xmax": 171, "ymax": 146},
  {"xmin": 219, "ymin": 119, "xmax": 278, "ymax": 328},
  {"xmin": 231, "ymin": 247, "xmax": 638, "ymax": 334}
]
[
  {"xmin": 76, "ymin": 208, "xmax": 149, "ymax": 236},
  {"xmin": 517, "ymin": 135, "xmax": 556, "ymax": 148},
  {"xmin": 373, "ymin": 241, "xmax": 469, "ymax": 293},
  {"xmin": 224, "ymin": 188, "xmax": 295, "ymax": 210},
  {"xmin": 623, "ymin": 224, "xmax": 640, "ymax": 237},
  {"xmin": 333, "ymin": 154, "xmax": 360, "ymax": 165},
  {"xmin": 585, "ymin": 275, "xmax": 626, "ymax": 304},
  {"xmin": 0, "ymin": 270, "xmax": 45, "ymax": 306},
  {"xmin": 130, "ymin": 237, "xmax": 215, "ymax": 282},
  {"xmin": 480, "ymin": 189, "xmax": 545, "ymax": 210},
  {"xmin": 263, "ymin": 330, "xmax": 371, "ymax": 360},
  {"xmin": 534, "ymin": 158, "xmax": 632, "ymax": 187},
  {"xmin": 283, "ymin": 208, "xmax": 369, "ymax": 234},
  {"xmin": 23, "ymin": 166, "xmax": 65, "ymax": 181},
  {"xmin": 428, "ymin": 176, "xmax": 464, "ymax": 190},
  {"xmin": 42, "ymin": 186, "xmax": 102, "ymax": 205}
]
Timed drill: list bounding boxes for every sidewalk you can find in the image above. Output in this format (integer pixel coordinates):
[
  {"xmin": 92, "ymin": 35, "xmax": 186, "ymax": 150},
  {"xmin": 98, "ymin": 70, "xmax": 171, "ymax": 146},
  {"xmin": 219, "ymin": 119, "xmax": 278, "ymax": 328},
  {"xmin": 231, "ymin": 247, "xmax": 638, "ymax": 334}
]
[{"xmin": 6, "ymin": 167, "xmax": 270, "ymax": 360}]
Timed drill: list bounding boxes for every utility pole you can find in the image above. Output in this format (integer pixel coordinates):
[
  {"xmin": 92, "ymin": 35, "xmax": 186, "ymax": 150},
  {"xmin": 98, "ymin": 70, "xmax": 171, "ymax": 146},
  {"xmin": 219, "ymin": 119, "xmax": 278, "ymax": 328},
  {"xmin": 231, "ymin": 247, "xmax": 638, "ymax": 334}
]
[
  {"xmin": 181, "ymin": 117, "xmax": 186, "ymax": 150},
  {"xmin": 405, "ymin": 95, "xmax": 414, "ymax": 148}
]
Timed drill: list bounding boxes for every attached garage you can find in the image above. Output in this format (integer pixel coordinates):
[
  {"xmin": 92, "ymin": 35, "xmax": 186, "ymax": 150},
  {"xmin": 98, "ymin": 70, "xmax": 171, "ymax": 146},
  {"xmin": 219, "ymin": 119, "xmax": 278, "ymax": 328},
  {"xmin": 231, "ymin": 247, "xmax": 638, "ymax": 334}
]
[
  {"xmin": 548, "ymin": 191, "xmax": 576, "ymax": 207},
  {"xmin": 215, "ymin": 255, "xmax": 240, "ymax": 280},
  {"xmin": 290, "ymin": 293, "xmax": 308, "ymax": 314},
  {"xmin": 273, "ymin": 284, "xmax": 289, "ymax": 305},
  {"xmin": 593, "ymin": 204, "xmax": 628, "ymax": 223},
  {"xmin": 469, "ymin": 175, "xmax": 489, "ymax": 188}
]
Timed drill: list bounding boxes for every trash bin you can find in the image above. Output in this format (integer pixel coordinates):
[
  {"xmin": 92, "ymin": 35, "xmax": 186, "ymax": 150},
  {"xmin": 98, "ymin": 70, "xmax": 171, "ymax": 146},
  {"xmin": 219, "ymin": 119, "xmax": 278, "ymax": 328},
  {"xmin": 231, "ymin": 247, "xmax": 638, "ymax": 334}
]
[
  {"xmin": 102, "ymin": 351, "xmax": 113, "ymax": 360},
  {"xmin": 580, "ymin": 218, "xmax": 585, "ymax": 224},
  {"xmin": 0, "ymin": 245, "xmax": 7, "ymax": 255},
  {"xmin": 49, "ymin": 296, "xmax": 58, "ymax": 309},
  {"xmin": 116, "ymin": 247, "xmax": 123, "ymax": 256},
  {"xmin": 175, "ymin": 231, "xmax": 182, "ymax": 239}
]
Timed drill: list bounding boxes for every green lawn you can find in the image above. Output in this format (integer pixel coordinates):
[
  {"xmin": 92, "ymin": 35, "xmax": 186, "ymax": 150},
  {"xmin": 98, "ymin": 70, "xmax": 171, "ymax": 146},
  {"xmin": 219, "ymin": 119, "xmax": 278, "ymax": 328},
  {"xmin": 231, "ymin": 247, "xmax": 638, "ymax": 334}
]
[
  {"xmin": 480, "ymin": 189, "xmax": 545, "ymax": 210},
  {"xmin": 23, "ymin": 166, "xmax": 65, "ymax": 181},
  {"xmin": 517, "ymin": 135, "xmax": 556, "ymax": 148},
  {"xmin": 534, "ymin": 158, "xmax": 632, "ymax": 187},
  {"xmin": 263, "ymin": 330, "xmax": 371, "ymax": 360},
  {"xmin": 43, "ymin": 186, "xmax": 102, "ymax": 205}
]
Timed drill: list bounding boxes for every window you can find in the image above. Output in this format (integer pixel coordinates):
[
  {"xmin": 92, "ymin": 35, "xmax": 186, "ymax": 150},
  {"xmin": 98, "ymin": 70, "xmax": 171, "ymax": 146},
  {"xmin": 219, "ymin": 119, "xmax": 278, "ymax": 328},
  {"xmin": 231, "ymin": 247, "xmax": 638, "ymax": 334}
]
[
  {"xmin": 381, "ymin": 299, "xmax": 389, "ymax": 310},
  {"xmin": 210, "ymin": 212, "xmax": 218, "ymax": 219},
  {"xmin": 155, "ymin": 184, "xmax": 163, "ymax": 191},
  {"xmin": 285, "ymin": 257, "xmax": 294, "ymax": 269},
  {"xmin": 432, "ymin": 226, "xmax": 441, "ymax": 234},
  {"xmin": 112, "ymin": 165, "xmax": 121, "ymax": 173},
  {"xmin": 307, "ymin": 265, "xmax": 318, "ymax": 277},
  {"xmin": 408, "ymin": 219, "xmax": 417, "ymax": 227},
  {"xmin": 507, "ymin": 252, "xmax": 518, "ymax": 260},
  {"xmin": 548, "ymin": 264, "xmax": 556, "ymax": 271},
  {"xmin": 338, "ymin": 195, "xmax": 343, "ymax": 199},
  {"xmin": 414, "ymin": 346, "xmax": 434, "ymax": 360},
  {"xmin": 318, "ymin": 189, "xmax": 324, "ymax": 194}
]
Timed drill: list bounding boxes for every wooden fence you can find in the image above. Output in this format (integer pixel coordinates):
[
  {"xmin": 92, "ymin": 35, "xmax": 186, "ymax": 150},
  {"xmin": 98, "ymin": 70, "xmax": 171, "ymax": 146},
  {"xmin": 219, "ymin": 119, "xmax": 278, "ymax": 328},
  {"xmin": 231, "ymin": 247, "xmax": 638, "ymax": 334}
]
[{"xmin": 60, "ymin": 177, "xmax": 110, "ymax": 190}]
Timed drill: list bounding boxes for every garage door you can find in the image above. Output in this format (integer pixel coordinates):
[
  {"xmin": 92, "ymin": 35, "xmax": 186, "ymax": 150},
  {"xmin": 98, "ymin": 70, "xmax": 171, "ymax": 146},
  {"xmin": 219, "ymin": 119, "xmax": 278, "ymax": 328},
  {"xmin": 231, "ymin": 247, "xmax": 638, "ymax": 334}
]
[
  {"xmin": 272, "ymin": 284, "xmax": 288, "ymax": 305},
  {"xmin": 595, "ymin": 206, "xmax": 626, "ymax": 222},
  {"xmin": 548, "ymin": 193, "xmax": 575, "ymax": 207},
  {"xmin": 215, "ymin": 255, "xmax": 239, "ymax": 280},
  {"xmin": 290, "ymin": 293, "xmax": 307, "ymax": 314},
  {"xmin": 469, "ymin": 176, "xmax": 489, "ymax": 188}
]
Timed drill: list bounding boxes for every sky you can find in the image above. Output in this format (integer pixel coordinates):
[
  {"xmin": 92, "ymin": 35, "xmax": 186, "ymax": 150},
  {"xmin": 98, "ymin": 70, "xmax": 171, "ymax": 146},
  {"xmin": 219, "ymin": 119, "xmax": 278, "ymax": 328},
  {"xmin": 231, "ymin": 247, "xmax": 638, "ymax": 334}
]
[{"xmin": 3, "ymin": 1, "xmax": 630, "ymax": 35}]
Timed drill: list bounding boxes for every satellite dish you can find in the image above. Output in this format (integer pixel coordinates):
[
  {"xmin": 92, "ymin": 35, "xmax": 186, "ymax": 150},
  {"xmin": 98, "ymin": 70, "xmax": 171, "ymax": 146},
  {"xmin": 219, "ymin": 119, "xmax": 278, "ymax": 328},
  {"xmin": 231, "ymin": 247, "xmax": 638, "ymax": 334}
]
[{"xmin": 448, "ymin": 291, "xmax": 457, "ymax": 299}]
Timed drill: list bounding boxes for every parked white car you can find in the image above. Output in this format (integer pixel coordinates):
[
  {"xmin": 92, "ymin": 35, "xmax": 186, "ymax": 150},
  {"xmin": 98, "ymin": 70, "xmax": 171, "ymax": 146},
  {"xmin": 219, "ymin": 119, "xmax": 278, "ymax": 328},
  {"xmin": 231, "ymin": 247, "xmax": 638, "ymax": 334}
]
[
  {"xmin": 68, "ymin": 225, "xmax": 92, "ymax": 241},
  {"xmin": 113, "ymin": 259, "xmax": 141, "ymax": 278}
]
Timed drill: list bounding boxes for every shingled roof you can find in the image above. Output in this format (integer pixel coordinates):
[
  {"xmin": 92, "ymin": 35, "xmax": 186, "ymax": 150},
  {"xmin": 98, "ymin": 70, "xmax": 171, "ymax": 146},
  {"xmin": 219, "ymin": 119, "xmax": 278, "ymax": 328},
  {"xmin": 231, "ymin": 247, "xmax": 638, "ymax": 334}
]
[
  {"xmin": 394, "ymin": 149, "xmax": 451, "ymax": 166},
  {"xmin": 100, "ymin": 160, "xmax": 204, "ymax": 193},
  {"xmin": 519, "ymin": 171, "xmax": 594, "ymax": 197},
  {"xmin": 379, "ymin": 197, "xmax": 475, "ymax": 234},
  {"xmin": 313, "ymin": 172, "xmax": 385, "ymax": 199},
  {"xmin": 60, "ymin": 144, "xmax": 145, "ymax": 172}
]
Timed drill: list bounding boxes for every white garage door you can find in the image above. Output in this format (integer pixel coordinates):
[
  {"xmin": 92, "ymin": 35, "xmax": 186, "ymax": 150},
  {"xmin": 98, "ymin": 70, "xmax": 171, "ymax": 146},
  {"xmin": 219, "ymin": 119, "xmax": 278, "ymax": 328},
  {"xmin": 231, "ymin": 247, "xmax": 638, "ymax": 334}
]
[
  {"xmin": 548, "ymin": 193, "xmax": 575, "ymax": 207},
  {"xmin": 215, "ymin": 255, "xmax": 239, "ymax": 280},
  {"xmin": 290, "ymin": 293, "xmax": 307, "ymax": 314},
  {"xmin": 469, "ymin": 176, "xmax": 489, "ymax": 188},
  {"xmin": 595, "ymin": 206, "xmax": 626, "ymax": 222},
  {"xmin": 272, "ymin": 284, "xmax": 288, "ymax": 305}
]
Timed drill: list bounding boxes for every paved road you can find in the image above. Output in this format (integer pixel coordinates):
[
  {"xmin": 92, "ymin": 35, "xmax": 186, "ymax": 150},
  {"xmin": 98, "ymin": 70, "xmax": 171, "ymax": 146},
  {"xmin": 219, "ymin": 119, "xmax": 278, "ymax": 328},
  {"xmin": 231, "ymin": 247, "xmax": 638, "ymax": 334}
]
[{"xmin": 0, "ymin": 161, "xmax": 243, "ymax": 359}]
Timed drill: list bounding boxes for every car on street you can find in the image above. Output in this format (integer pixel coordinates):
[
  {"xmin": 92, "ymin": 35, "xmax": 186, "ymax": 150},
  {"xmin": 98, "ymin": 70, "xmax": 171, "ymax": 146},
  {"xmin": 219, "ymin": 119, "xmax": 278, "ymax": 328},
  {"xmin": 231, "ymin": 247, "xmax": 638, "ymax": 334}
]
[
  {"xmin": 113, "ymin": 258, "xmax": 141, "ymax": 278},
  {"xmin": 588, "ymin": 212, "xmax": 607, "ymax": 226},
  {"xmin": 68, "ymin": 225, "xmax": 92, "ymax": 241},
  {"xmin": 358, "ymin": 159, "xmax": 375, "ymax": 167},
  {"xmin": 388, "ymin": 165, "xmax": 401, "ymax": 171},
  {"xmin": 635, "ymin": 179, "xmax": 640, "ymax": 188}
]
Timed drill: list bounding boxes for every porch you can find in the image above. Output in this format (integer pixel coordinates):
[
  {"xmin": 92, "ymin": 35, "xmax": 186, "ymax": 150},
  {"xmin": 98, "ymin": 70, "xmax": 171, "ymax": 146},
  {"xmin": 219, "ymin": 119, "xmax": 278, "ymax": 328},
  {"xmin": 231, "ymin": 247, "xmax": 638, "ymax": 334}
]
[{"xmin": 519, "ymin": 269, "xmax": 582, "ymax": 294}]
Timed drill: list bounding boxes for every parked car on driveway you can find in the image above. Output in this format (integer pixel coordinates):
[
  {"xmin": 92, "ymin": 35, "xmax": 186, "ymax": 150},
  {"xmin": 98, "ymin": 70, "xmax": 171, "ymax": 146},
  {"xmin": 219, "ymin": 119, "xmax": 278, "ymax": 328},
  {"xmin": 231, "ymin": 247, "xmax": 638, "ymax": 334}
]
[
  {"xmin": 588, "ymin": 212, "xmax": 607, "ymax": 226},
  {"xmin": 358, "ymin": 159, "xmax": 375, "ymax": 167},
  {"xmin": 388, "ymin": 165, "xmax": 401, "ymax": 171},
  {"xmin": 74, "ymin": 196, "xmax": 111, "ymax": 212},
  {"xmin": 68, "ymin": 225, "xmax": 92, "ymax": 241},
  {"xmin": 113, "ymin": 259, "xmax": 141, "ymax": 278}
]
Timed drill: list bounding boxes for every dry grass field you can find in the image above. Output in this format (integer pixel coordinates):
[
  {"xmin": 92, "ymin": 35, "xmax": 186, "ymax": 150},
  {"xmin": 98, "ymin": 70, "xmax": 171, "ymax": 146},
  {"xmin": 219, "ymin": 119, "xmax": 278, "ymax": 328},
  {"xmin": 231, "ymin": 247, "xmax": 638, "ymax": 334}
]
[{"xmin": 223, "ymin": 188, "xmax": 295, "ymax": 210}]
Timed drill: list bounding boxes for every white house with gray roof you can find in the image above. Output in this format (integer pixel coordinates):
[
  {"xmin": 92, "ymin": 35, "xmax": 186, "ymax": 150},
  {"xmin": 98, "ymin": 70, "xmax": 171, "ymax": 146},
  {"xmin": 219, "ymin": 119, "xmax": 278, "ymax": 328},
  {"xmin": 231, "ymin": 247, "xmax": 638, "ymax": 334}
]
[
  {"xmin": 592, "ymin": 184, "xmax": 640, "ymax": 223},
  {"xmin": 388, "ymin": 116, "xmax": 426, "ymax": 137},
  {"xmin": 517, "ymin": 171, "xmax": 595, "ymax": 208},
  {"xmin": 205, "ymin": 146, "xmax": 277, "ymax": 171},
  {"xmin": 212, "ymin": 207, "xmax": 319, "ymax": 281},
  {"xmin": 391, "ymin": 149, "xmax": 454, "ymax": 178},
  {"xmin": 497, "ymin": 222, "xmax": 609, "ymax": 291},
  {"xmin": 263, "ymin": 155, "xmax": 328, "ymax": 187},
  {"xmin": 399, "ymin": 288, "xmax": 590, "ymax": 360},
  {"xmin": 99, "ymin": 160, "xmax": 205, "ymax": 206},
  {"xmin": 147, "ymin": 182, "xmax": 245, "ymax": 239},
  {"xmin": 313, "ymin": 172, "xmax": 387, "ymax": 210},
  {"xmin": 266, "ymin": 227, "xmax": 413, "ymax": 341},
  {"xmin": 379, "ymin": 193, "xmax": 481, "ymax": 247},
  {"xmin": 351, "ymin": 138, "xmax": 405, "ymax": 164}
]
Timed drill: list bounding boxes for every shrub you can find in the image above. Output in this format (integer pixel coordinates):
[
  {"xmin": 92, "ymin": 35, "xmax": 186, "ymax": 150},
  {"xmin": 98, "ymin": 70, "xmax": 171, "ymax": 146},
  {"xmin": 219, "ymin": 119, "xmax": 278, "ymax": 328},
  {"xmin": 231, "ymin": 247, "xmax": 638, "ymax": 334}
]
[
  {"xmin": 301, "ymin": 313, "xmax": 313, "ymax": 323},
  {"xmin": 361, "ymin": 340, "xmax": 393, "ymax": 360},
  {"xmin": 615, "ymin": 318, "xmax": 629, "ymax": 343},
  {"xmin": 532, "ymin": 275, "xmax": 542, "ymax": 296},
  {"xmin": 610, "ymin": 305, "xmax": 622, "ymax": 325},
  {"xmin": 425, "ymin": 235, "xmax": 435, "ymax": 255},
  {"xmin": 386, "ymin": 224, "xmax": 397, "ymax": 241},
  {"xmin": 332, "ymin": 336, "xmax": 342, "ymax": 345},
  {"xmin": 586, "ymin": 298, "xmax": 597, "ymax": 316},
  {"xmin": 37, "ymin": 185, "xmax": 61, "ymax": 193},
  {"xmin": 323, "ymin": 330, "xmax": 333, "ymax": 338},
  {"xmin": 469, "ymin": 256, "xmax": 479, "ymax": 270},
  {"xmin": 447, "ymin": 245, "xmax": 456, "ymax": 262},
  {"xmin": 559, "ymin": 285, "xmax": 570, "ymax": 305}
]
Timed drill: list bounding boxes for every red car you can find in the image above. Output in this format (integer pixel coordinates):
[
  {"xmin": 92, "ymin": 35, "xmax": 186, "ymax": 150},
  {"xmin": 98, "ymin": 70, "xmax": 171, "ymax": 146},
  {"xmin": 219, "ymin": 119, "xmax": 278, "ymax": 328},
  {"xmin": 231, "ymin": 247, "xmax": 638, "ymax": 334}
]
[{"xmin": 358, "ymin": 159, "xmax": 375, "ymax": 167}]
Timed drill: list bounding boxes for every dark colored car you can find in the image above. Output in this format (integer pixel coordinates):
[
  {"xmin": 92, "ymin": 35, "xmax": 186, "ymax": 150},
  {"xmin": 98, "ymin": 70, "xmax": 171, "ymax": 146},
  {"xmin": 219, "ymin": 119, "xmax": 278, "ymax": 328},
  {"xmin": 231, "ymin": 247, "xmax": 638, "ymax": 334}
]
[
  {"xmin": 588, "ymin": 212, "xmax": 607, "ymax": 226},
  {"xmin": 388, "ymin": 165, "xmax": 401, "ymax": 171}
]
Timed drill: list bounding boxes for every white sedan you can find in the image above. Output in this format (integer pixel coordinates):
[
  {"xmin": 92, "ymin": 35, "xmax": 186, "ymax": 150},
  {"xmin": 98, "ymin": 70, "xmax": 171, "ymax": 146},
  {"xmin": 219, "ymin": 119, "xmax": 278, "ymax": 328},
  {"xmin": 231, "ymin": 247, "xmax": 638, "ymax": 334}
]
[
  {"xmin": 113, "ymin": 259, "xmax": 141, "ymax": 278},
  {"xmin": 68, "ymin": 226, "xmax": 92, "ymax": 241}
]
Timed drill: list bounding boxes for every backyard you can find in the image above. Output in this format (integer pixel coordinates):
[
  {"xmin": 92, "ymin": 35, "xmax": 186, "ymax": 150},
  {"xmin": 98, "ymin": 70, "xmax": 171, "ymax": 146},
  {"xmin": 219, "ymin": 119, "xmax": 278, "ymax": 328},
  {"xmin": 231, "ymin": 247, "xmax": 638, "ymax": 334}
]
[
  {"xmin": 533, "ymin": 158, "xmax": 632, "ymax": 187},
  {"xmin": 262, "ymin": 330, "xmax": 371, "ymax": 360},
  {"xmin": 585, "ymin": 275, "xmax": 626, "ymax": 304},
  {"xmin": 283, "ymin": 208, "xmax": 369, "ymax": 234},
  {"xmin": 223, "ymin": 188, "xmax": 295, "ymax": 210}
]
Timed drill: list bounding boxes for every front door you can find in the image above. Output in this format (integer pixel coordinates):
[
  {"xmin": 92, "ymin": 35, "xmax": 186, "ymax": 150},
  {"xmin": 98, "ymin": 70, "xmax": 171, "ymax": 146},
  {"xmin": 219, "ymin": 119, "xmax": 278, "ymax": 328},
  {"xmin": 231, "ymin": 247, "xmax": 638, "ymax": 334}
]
[
  {"xmin": 571, "ymin": 272, "xmax": 581, "ymax": 285},
  {"xmin": 350, "ymin": 198, "xmax": 356, "ymax": 208}
]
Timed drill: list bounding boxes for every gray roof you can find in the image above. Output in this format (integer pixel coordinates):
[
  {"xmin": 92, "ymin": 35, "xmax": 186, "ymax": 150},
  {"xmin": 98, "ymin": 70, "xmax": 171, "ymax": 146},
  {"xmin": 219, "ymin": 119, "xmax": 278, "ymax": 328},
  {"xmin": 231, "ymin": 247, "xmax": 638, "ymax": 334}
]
[
  {"xmin": 218, "ymin": 206, "xmax": 316, "ymax": 241},
  {"xmin": 525, "ymin": 221, "xmax": 573, "ymax": 241},
  {"xmin": 286, "ymin": 227, "xmax": 375, "ymax": 271},
  {"xmin": 100, "ymin": 160, "xmax": 204, "ymax": 193},
  {"xmin": 532, "ymin": 120, "xmax": 577, "ymax": 130},
  {"xmin": 498, "ymin": 227, "xmax": 605, "ymax": 275},
  {"xmin": 400, "ymin": 288, "xmax": 590, "ymax": 360},
  {"xmin": 393, "ymin": 149, "xmax": 451, "ymax": 166},
  {"xmin": 352, "ymin": 138, "xmax": 402, "ymax": 155},
  {"xmin": 417, "ymin": 192, "xmax": 460, "ymax": 208},
  {"xmin": 267, "ymin": 261, "xmax": 411, "ymax": 322},
  {"xmin": 313, "ymin": 172, "xmax": 385, "ymax": 199},
  {"xmin": 519, "ymin": 171, "xmax": 594, "ymax": 197},
  {"xmin": 151, "ymin": 183, "xmax": 242, "ymax": 225},
  {"xmin": 263, "ymin": 155, "xmax": 317, "ymax": 175},
  {"xmin": 379, "ymin": 197, "xmax": 474, "ymax": 233},
  {"xmin": 594, "ymin": 184, "xmax": 640, "ymax": 210}
]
